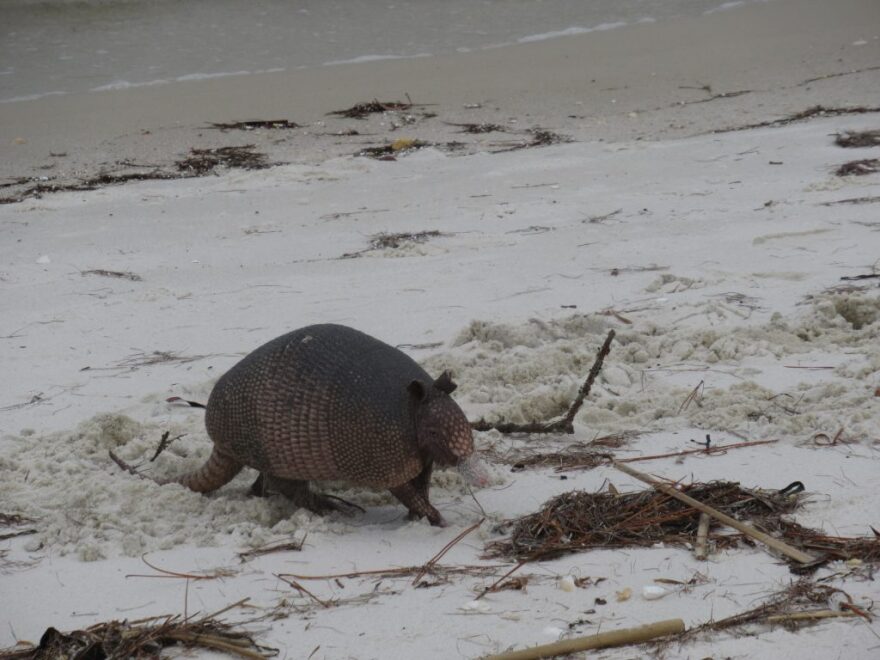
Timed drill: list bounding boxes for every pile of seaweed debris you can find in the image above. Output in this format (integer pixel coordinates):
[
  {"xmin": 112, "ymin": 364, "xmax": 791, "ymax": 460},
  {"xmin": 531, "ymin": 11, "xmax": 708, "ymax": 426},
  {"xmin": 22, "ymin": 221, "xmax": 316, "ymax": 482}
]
[
  {"xmin": 0, "ymin": 599, "xmax": 274, "ymax": 660},
  {"xmin": 486, "ymin": 481, "xmax": 880, "ymax": 567}
]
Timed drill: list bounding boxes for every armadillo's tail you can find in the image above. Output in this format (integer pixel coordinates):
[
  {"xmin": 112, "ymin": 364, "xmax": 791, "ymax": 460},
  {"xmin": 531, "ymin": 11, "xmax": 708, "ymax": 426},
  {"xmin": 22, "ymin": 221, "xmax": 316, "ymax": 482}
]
[{"xmin": 158, "ymin": 448, "xmax": 244, "ymax": 493}]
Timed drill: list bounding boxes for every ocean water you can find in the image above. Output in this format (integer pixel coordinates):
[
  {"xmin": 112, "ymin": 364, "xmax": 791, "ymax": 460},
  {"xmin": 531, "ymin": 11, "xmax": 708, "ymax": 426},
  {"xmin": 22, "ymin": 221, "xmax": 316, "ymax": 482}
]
[{"xmin": 0, "ymin": 0, "xmax": 764, "ymax": 103}]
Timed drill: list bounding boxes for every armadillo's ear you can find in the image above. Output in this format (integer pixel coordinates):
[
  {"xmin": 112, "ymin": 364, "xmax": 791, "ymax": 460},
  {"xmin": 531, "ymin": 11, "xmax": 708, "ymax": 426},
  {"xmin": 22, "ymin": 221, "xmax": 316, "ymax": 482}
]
[
  {"xmin": 434, "ymin": 371, "xmax": 457, "ymax": 394},
  {"xmin": 408, "ymin": 379, "xmax": 429, "ymax": 402}
]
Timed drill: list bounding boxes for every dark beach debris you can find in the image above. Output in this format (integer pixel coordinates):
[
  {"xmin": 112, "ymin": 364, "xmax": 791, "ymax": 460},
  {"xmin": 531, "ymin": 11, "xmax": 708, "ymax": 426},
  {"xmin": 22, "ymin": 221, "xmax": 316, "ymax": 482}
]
[
  {"xmin": 715, "ymin": 105, "xmax": 880, "ymax": 134},
  {"xmin": 491, "ymin": 128, "xmax": 573, "ymax": 153},
  {"xmin": 835, "ymin": 158, "xmax": 880, "ymax": 176},
  {"xmin": 820, "ymin": 195, "xmax": 880, "ymax": 206},
  {"xmin": 208, "ymin": 119, "xmax": 303, "ymax": 131},
  {"xmin": 114, "ymin": 350, "xmax": 211, "ymax": 370},
  {"xmin": 175, "ymin": 145, "xmax": 274, "ymax": 175},
  {"xmin": 485, "ymin": 480, "xmax": 880, "ymax": 570},
  {"xmin": 340, "ymin": 230, "xmax": 444, "ymax": 258},
  {"xmin": 680, "ymin": 89, "xmax": 753, "ymax": 106},
  {"xmin": 0, "ymin": 598, "xmax": 277, "ymax": 660},
  {"xmin": 655, "ymin": 580, "xmax": 867, "ymax": 654},
  {"xmin": 445, "ymin": 121, "xmax": 510, "ymax": 134},
  {"xmin": 0, "ymin": 170, "xmax": 180, "ymax": 205},
  {"xmin": 0, "ymin": 513, "xmax": 37, "ymax": 542},
  {"xmin": 835, "ymin": 129, "xmax": 880, "ymax": 148},
  {"xmin": 356, "ymin": 138, "xmax": 430, "ymax": 160},
  {"xmin": 1, "ymin": 146, "xmax": 277, "ymax": 205},
  {"xmin": 81, "ymin": 269, "xmax": 143, "ymax": 282},
  {"xmin": 327, "ymin": 99, "xmax": 424, "ymax": 119}
]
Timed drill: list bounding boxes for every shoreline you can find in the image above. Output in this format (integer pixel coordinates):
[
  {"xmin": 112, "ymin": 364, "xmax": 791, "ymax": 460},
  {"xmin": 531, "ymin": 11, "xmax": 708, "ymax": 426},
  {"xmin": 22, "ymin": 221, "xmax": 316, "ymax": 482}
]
[{"xmin": 1, "ymin": 0, "xmax": 878, "ymax": 201}]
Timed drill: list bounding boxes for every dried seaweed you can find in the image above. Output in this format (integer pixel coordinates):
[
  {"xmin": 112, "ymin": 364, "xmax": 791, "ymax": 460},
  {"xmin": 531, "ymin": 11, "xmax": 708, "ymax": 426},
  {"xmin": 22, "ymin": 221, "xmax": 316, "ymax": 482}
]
[
  {"xmin": 81, "ymin": 269, "xmax": 143, "ymax": 282},
  {"xmin": 0, "ymin": 513, "xmax": 37, "ymax": 542},
  {"xmin": 486, "ymin": 482, "xmax": 880, "ymax": 569},
  {"xmin": 0, "ymin": 599, "xmax": 275, "ymax": 660},
  {"xmin": 0, "ymin": 171, "xmax": 180, "ymax": 204},
  {"xmin": 340, "ymin": 230, "xmax": 443, "ymax": 258},
  {"xmin": 716, "ymin": 105, "xmax": 880, "ymax": 133},
  {"xmin": 446, "ymin": 122, "xmax": 509, "ymax": 134},
  {"xmin": 485, "ymin": 481, "xmax": 800, "ymax": 560},
  {"xmin": 327, "ymin": 99, "xmax": 414, "ymax": 119},
  {"xmin": 176, "ymin": 145, "xmax": 272, "ymax": 175},
  {"xmin": 676, "ymin": 580, "xmax": 862, "ymax": 641},
  {"xmin": 835, "ymin": 129, "xmax": 880, "ymax": 148},
  {"xmin": 209, "ymin": 120, "xmax": 302, "ymax": 131},
  {"xmin": 492, "ymin": 128, "xmax": 573, "ymax": 153},
  {"xmin": 356, "ymin": 138, "xmax": 430, "ymax": 160},
  {"xmin": 835, "ymin": 158, "xmax": 880, "ymax": 176}
]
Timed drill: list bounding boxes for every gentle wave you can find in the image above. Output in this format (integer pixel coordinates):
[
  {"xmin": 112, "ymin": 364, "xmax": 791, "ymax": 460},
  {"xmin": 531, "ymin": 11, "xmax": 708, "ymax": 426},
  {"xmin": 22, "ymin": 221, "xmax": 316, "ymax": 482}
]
[
  {"xmin": 517, "ymin": 21, "xmax": 629, "ymax": 44},
  {"xmin": 323, "ymin": 53, "xmax": 432, "ymax": 67}
]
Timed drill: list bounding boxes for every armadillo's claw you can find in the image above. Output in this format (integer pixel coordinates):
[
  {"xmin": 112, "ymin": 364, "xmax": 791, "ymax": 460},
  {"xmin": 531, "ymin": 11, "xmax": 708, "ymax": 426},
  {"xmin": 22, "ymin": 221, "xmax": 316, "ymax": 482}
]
[{"xmin": 251, "ymin": 474, "xmax": 364, "ymax": 517}]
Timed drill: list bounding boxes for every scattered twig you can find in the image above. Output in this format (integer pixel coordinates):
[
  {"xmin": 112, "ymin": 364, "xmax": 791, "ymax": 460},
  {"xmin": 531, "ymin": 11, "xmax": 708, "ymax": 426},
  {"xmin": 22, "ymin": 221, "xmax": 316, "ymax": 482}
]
[
  {"xmin": 108, "ymin": 449, "xmax": 145, "ymax": 478},
  {"xmin": 150, "ymin": 431, "xmax": 185, "ymax": 462},
  {"xmin": 238, "ymin": 536, "xmax": 305, "ymax": 562},
  {"xmin": 593, "ymin": 439, "xmax": 780, "ymax": 468},
  {"xmin": 284, "ymin": 564, "xmax": 505, "ymax": 582},
  {"xmin": 81, "ymin": 269, "xmax": 143, "ymax": 282},
  {"xmin": 275, "ymin": 575, "xmax": 332, "ymax": 608},
  {"xmin": 474, "ymin": 559, "xmax": 532, "ymax": 601},
  {"xmin": 471, "ymin": 330, "xmax": 614, "ymax": 434},
  {"xmin": 412, "ymin": 519, "xmax": 483, "ymax": 586},
  {"xmin": 678, "ymin": 380, "xmax": 705, "ymax": 413},
  {"xmin": 126, "ymin": 554, "xmax": 236, "ymax": 581}
]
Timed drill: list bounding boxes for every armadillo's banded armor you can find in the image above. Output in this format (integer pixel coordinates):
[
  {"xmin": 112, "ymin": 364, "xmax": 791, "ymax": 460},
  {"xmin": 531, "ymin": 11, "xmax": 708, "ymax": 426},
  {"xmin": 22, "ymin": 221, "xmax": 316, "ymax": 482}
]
[{"xmin": 205, "ymin": 324, "xmax": 428, "ymax": 488}]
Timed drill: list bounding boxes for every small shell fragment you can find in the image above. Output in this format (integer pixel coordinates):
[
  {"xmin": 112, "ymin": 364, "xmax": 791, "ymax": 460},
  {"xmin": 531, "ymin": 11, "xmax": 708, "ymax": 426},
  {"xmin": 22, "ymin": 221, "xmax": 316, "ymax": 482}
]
[
  {"xmin": 558, "ymin": 575, "xmax": 576, "ymax": 592},
  {"xmin": 642, "ymin": 585, "xmax": 669, "ymax": 600}
]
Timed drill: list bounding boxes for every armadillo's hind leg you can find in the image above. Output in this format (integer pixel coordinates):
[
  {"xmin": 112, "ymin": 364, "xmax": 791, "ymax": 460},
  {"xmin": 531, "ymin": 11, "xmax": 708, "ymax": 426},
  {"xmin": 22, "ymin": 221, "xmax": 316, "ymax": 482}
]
[
  {"xmin": 256, "ymin": 475, "xmax": 364, "ymax": 517},
  {"xmin": 389, "ymin": 463, "xmax": 446, "ymax": 527},
  {"xmin": 158, "ymin": 447, "xmax": 244, "ymax": 493}
]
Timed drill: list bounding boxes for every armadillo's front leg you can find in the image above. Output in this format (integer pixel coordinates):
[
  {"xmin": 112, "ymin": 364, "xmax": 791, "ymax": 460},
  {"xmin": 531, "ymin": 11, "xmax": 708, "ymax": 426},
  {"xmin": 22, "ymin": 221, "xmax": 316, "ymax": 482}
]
[{"xmin": 389, "ymin": 463, "xmax": 446, "ymax": 527}]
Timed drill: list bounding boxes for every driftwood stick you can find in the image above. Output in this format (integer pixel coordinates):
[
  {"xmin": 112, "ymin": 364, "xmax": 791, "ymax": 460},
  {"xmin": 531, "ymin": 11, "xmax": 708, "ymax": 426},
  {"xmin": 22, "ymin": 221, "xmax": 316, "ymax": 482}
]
[
  {"xmin": 765, "ymin": 610, "xmax": 860, "ymax": 623},
  {"xmin": 483, "ymin": 618, "xmax": 685, "ymax": 660},
  {"xmin": 694, "ymin": 512, "xmax": 711, "ymax": 560},
  {"xmin": 612, "ymin": 461, "xmax": 817, "ymax": 564},
  {"xmin": 472, "ymin": 330, "xmax": 615, "ymax": 435}
]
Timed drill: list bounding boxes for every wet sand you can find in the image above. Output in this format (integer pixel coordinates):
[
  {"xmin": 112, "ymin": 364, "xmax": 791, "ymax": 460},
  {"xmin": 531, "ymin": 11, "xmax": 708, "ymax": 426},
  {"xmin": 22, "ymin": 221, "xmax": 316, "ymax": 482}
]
[{"xmin": 1, "ymin": 0, "xmax": 878, "ymax": 197}]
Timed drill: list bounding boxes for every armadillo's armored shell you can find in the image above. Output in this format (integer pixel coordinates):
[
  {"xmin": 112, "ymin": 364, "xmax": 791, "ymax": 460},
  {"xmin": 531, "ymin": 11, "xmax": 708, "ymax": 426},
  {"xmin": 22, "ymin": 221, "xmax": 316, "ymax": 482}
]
[{"xmin": 205, "ymin": 324, "xmax": 429, "ymax": 488}]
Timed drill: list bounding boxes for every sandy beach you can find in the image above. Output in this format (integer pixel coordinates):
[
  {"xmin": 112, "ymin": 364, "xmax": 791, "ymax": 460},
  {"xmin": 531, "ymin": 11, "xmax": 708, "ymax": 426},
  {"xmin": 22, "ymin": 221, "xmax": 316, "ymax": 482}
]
[
  {"xmin": 1, "ymin": 0, "xmax": 878, "ymax": 194},
  {"xmin": 1, "ymin": 0, "xmax": 879, "ymax": 658}
]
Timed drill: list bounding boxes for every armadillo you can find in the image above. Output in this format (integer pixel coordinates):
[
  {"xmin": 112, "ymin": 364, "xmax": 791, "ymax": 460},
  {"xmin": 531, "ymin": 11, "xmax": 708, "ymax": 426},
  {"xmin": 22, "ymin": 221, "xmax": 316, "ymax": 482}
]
[{"xmin": 160, "ymin": 324, "xmax": 475, "ymax": 526}]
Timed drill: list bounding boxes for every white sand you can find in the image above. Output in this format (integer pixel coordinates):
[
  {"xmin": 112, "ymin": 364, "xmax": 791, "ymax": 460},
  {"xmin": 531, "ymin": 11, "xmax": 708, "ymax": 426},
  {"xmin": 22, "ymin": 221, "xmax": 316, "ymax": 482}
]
[{"xmin": 1, "ymin": 0, "xmax": 880, "ymax": 658}]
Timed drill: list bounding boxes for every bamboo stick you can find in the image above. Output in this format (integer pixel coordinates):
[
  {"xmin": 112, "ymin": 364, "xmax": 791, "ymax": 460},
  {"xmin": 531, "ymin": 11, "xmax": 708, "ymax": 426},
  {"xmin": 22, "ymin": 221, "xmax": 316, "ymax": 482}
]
[
  {"xmin": 694, "ymin": 512, "xmax": 711, "ymax": 560},
  {"xmin": 612, "ymin": 461, "xmax": 817, "ymax": 564},
  {"xmin": 483, "ymin": 618, "xmax": 685, "ymax": 660}
]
